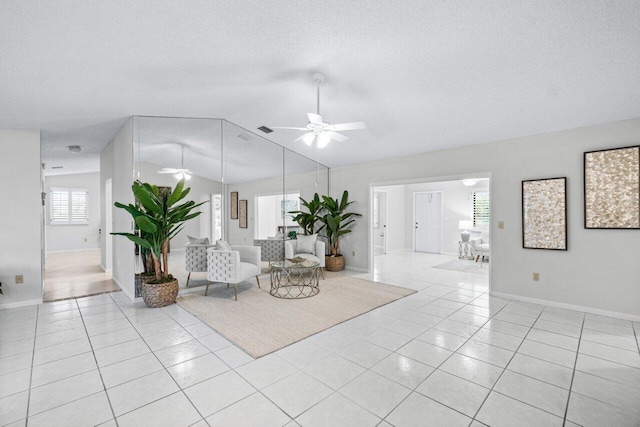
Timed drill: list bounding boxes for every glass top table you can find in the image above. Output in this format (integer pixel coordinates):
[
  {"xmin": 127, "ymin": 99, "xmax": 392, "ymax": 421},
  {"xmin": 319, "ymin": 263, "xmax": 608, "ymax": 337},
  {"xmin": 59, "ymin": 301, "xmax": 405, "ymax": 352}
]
[{"xmin": 269, "ymin": 259, "xmax": 321, "ymax": 298}]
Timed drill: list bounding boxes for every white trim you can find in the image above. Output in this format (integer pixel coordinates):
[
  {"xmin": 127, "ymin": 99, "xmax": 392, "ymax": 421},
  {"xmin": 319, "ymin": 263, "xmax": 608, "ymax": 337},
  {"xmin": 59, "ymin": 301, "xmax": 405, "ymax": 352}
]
[
  {"xmin": 112, "ymin": 276, "xmax": 133, "ymax": 301},
  {"xmin": 46, "ymin": 248, "xmax": 100, "ymax": 254},
  {"xmin": 490, "ymin": 291, "xmax": 640, "ymax": 322},
  {"xmin": 0, "ymin": 298, "xmax": 43, "ymax": 310}
]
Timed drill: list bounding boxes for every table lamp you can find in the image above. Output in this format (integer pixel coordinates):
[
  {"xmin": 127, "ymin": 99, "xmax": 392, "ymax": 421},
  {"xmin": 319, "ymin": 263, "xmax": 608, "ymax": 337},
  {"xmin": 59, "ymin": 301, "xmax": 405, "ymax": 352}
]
[{"xmin": 459, "ymin": 220, "xmax": 473, "ymax": 242}]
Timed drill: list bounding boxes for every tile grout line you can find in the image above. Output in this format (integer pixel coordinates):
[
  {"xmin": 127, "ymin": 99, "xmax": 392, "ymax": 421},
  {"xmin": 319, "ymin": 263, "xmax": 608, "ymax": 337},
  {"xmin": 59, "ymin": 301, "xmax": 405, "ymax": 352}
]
[
  {"xmin": 469, "ymin": 308, "xmax": 545, "ymax": 423},
  {"xmin": 633, "ymin": 321, "xmax": 640, "ymax": 354},
  {"xmin": 75, "ymin": 297, "xmax": 120, "ymax": 427},
  {"xmin": 561, "ymin": 313, "xmax": 586, "ymax": 426},
  {"xmin": 373, "ymin": 292, "xmax": 512, "ymax": 424},
  {"xmin": 23, "ymin": 305, "xmax": 39, "ymax": 427}
]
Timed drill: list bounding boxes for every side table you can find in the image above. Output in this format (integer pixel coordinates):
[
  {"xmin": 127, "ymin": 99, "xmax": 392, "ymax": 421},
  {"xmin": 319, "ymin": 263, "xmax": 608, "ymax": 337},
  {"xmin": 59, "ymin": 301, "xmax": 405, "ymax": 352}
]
[{"xmin": 458, "ymin": 241, "xmax": 474, "ymax": 260}]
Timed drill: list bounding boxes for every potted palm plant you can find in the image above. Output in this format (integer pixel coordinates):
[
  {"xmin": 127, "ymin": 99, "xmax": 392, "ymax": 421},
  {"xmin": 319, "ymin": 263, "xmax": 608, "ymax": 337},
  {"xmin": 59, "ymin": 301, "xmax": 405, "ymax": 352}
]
[
  {"xmin": 113, "ymin": 179, "xmax": 205, "ymax": 307},
  {"xmin": 319, "ymin": 190, "xmax": 362, "ymax": 271},
  {"xmin": 289, "ymin": 193, "xmax": 323, "ymax": 236}
]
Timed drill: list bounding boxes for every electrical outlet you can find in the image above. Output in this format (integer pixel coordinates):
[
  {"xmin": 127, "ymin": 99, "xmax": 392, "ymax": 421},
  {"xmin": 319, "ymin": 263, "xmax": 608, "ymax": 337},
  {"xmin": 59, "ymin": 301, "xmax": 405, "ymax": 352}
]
[
  {"xmin": 84, "ymin": 238, "xmax": 87, "ymax": 242},
  {"xmin": 498, "ymin": 221, "xmax": 504, "ymax": 229},
  {"xmin": 15, "ymin": 275, "xmax": 23, "ymax": 284},
  {"xmin": 533, "ymin": 272, "xmax": 540, "ymax": 282},
  {"xmin": 352, "ymin": 251, "xmax": 355, "ymax": 256}
]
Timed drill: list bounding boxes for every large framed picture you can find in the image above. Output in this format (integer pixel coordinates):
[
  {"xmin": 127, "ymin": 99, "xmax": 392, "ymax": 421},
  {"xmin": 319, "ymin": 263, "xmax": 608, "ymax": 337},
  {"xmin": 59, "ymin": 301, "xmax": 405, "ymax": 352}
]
[
  {"xmin": 230, "ymin": 191, "xmax": 238, "ymax": 219},
  {"xmin": 584, "ymin": 146, "xmax": 640, "ymax": 229},
  {"xmin": 522, "ymin": 177, "xmax": 567, "ymax": 250},
  {"xmin": 239, "ymin": 199, "xmax": 248, "ymax": 228}
]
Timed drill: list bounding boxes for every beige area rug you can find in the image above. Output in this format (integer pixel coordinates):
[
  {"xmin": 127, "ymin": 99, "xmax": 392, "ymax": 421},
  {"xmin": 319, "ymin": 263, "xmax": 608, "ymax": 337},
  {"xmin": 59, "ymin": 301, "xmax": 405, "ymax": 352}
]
[{"xmin": 176, "ymin": 276, "xmax": 416, "ymax": 358}]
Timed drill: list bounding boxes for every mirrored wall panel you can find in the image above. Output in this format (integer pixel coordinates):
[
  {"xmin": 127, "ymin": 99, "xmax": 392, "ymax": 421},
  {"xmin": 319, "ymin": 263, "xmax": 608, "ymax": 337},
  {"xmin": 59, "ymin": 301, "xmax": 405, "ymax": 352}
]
[{"xmin": 132, "ymin": 116, "xmax": 329, "ymax": 296}]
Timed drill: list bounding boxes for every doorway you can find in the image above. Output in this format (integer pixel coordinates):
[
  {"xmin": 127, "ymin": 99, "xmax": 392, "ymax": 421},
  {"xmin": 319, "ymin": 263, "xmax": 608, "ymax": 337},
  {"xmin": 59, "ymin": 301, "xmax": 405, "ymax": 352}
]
[
  {"xmin": 414, "ymin": 191, "xmax": 442, "ymax": 253},
  {"xmin": 373, "ymin": 191, "xmax": 387, "ymax": 255}
]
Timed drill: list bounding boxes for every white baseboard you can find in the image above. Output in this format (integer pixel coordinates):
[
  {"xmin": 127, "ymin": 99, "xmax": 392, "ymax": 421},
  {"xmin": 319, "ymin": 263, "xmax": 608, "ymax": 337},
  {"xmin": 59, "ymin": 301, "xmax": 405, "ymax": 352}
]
[
  {"xmin": 46, "ymin": 248, "xmax": 100, "ymax": 254},
  {"xmin": 490, "ymin": 291, "xmax": 640, "ymax": 322},
  {"xmin": 345, "ymin": 266, "xmax": 368, "ymax": 273},
  {"xmin": 0, "ymin": 298, "xmax": 43, "ymax": 310}
]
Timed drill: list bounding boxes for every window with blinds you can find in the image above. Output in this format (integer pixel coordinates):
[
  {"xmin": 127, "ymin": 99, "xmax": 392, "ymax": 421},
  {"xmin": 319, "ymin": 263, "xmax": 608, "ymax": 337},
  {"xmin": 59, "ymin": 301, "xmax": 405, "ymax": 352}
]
[
  {"xmin": 473, "ymin": 191, "xmax": 490, "ymax": 227},
  {"xmin": 50, "ymin": 188, "xmax": 89, "ymax": 224}
]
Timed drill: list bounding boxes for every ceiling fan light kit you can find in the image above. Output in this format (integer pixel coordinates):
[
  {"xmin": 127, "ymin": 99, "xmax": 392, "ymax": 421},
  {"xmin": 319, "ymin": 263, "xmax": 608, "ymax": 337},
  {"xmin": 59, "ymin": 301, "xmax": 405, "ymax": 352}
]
[
  {"xmin": 271, "ymin": 72, "xmax": 366, "ymax": 149},
  {"xmin": 157, "ymin": 144, "xmax": 193, "ymax": 180}
]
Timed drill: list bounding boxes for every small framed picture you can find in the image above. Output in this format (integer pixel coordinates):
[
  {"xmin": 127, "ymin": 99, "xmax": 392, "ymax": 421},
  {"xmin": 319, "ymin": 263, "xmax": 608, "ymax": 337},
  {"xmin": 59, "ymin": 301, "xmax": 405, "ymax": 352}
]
[
  {"xmin": 230, "ymin": 191, "xmax": 238, "ymax": 219},
  {"xmin": 522, "ymin": 177, "xmax": 567, "ymax": 250},
  {"xmin": 239, "ymin": 199, "xmax": 248, "ymax": 228}
]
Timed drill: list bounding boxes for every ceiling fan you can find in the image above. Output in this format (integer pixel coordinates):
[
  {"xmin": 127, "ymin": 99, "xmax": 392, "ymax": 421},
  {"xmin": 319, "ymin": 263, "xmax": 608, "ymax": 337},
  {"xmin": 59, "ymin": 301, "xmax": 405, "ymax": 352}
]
[
  {"xmin": 271, "ymin": 72, "xmax": 366, "ymax": 148},
  {"xmin": 157, "ymin": 144, "xmax": 192, "ymax": 180}
]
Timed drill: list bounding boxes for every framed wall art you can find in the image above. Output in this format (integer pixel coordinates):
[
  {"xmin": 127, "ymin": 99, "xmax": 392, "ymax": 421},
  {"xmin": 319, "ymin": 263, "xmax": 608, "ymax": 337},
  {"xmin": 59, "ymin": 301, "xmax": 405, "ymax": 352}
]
[
  {"xmin": 239, "ymin": 199, "xmax": 248, "ymax": 228},
  {"xmin": 584, "ymin": 146, "xmax": 640, "ymax": 229},
  {"xmin": 230, "ymin": 191, "xmax": 238, "ymax": 219},
  {"xmin": 522, "ymin": 177, "xmax": 567, "ymax": 250}
]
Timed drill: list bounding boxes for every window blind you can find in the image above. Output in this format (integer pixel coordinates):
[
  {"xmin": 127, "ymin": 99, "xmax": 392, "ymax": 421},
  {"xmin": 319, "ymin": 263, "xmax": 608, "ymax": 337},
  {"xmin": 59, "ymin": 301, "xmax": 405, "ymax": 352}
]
[
  {"xmin": 473, "ymin": 191, "xmax": 490, "ymax": 227},
  {"xmin": 50, "ymin": 188, "xmax": 89, "ymax": 224}
]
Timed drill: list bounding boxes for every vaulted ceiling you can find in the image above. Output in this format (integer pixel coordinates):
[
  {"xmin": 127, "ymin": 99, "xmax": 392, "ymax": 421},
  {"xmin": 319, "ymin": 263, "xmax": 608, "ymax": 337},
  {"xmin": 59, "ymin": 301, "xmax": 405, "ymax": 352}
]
[{"xmin": 2, "ymin": 1, "xmax": 639, "ymax": 175}]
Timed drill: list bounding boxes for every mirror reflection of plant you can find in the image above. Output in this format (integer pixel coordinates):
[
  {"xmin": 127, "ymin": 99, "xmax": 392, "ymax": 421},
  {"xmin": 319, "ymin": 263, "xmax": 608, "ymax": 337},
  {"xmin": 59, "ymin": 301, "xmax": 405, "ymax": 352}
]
[
  {"xmin": 289, "ymin": 193, "xmax": 323, "ymax": 235},
  {"xmin": 319, "ymin": 191, "xmax": 362, "ymax": 256},
  {"xmin": 112, "ymin": 179, "xmax": 206, "ymax": 283}
]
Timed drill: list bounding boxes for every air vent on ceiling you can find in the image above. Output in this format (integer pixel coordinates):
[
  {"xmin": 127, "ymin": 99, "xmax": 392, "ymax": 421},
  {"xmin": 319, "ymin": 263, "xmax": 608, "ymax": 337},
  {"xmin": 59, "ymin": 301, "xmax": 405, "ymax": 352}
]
[
  {"xmin": 257, "ymin": 126, "xmax": 273, "ymax": 134},
  {"xmin": 237, "ymin": 133, "xmax": 253, "ymax": 141},
  {"xmin": 51, "ymin": 166, "xmax": 64, "ymax": 169}
]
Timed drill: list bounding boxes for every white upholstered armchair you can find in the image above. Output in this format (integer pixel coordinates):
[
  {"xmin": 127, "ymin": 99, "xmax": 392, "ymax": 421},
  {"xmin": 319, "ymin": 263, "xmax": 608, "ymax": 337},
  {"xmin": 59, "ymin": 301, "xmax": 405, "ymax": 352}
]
[
  {"xmin": 471, "ymin": 230, "xmax": 490, "ymax": 265},
  {"xmin": 284, "ymin": 237, "xmax": 325, "ymax": 278},
  {"xmin": 206, "ymin": 245, "xmax": 261, "ymax": 300},
  {"xmin": 185, "ymin": 244, "xmax": 212, "ymax": 287}
]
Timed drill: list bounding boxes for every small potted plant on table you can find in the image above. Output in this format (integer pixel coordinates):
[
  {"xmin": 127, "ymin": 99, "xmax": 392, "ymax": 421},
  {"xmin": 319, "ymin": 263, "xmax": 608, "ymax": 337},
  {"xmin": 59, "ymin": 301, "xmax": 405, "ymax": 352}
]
[{"xmin": 113, "ymin": 179, "xmax": 205, "ymax": 307}]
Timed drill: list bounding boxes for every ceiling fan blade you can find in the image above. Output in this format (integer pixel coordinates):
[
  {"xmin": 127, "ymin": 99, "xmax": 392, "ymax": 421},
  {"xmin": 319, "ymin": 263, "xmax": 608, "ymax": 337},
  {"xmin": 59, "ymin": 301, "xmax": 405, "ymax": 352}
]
[
  {"xmin": 326, "ymin": 131, "xmax": 349, "ymax": 142},
  {"xmin": 158, "ymin": 169, "xmax": 180, "ymax": 174},
  {"xmin": 271, "ymin": 126, "xmax": 309, "ymax": 131},
  {"xmin": 329, "ymin": 121, "xmax": 366, "ymax": 131},
  {"xmin": 307, "ymin": 113, "xmax": 323, "ymax": 125}
]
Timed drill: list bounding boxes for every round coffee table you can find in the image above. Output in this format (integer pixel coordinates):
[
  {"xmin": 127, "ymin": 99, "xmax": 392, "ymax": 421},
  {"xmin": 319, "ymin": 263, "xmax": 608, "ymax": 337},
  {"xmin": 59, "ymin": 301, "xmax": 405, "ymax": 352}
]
[{"xmin": 270, "ymin": 259, "xmax": 320, "ymax": 298}]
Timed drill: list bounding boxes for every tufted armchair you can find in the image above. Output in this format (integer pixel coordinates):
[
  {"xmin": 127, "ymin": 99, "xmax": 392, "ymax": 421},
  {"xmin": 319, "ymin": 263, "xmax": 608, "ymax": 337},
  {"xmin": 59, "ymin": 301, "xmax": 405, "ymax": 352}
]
[{"xmin": 206, "ymin": 245, "xmax": 261, "ymax": 300}]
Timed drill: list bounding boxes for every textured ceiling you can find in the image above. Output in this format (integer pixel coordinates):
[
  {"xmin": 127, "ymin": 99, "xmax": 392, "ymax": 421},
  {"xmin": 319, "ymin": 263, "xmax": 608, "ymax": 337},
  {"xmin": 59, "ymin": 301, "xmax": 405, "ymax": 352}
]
[{"xmin": 2, "ymin": 1, "xmax": 640, "ymax": 175}]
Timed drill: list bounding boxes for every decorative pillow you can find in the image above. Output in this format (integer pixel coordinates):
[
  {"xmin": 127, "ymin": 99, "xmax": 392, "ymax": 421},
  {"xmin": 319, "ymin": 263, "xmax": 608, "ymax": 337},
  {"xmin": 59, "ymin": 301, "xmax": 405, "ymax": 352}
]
[
  {"xmin": 187, "ymin": 235, "xmax": 210, "ymax": 245},
  {"xmin": 296, "ymin": 234, "xmax": 317, "ymax": 254},
  {"xmin": 215, "ymin": 240, "xmax": 233, "ymax": 251}
]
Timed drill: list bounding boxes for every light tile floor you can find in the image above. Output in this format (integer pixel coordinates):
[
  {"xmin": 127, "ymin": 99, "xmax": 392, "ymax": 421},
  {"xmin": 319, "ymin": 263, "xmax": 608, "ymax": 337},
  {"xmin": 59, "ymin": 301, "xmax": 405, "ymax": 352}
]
[{"xmin": 1, "ymin": 251, "xmax": 639, "ymax": 426}]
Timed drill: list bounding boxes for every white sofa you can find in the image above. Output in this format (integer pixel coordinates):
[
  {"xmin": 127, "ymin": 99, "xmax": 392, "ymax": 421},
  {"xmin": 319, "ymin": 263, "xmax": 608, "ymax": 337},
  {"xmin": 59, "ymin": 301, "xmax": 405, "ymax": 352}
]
[
  {"xmin": 206, "ymin": 245, "xmax": 261, "ymax": 300},
  {"xmin": 284, "ymin": 239, "xmax": 325, "ymax": 278}
]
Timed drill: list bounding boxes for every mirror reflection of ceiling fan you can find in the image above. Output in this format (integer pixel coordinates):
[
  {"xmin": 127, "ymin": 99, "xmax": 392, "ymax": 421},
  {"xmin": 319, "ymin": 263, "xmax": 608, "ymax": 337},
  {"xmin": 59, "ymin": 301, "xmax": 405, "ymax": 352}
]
[
  {"xmin": 157, "ymin": 144, "xmax": 192, "ymax": 180},
  {"xmin": 271, "ymin": 72, "xmax": 366, "ymax": 148}
]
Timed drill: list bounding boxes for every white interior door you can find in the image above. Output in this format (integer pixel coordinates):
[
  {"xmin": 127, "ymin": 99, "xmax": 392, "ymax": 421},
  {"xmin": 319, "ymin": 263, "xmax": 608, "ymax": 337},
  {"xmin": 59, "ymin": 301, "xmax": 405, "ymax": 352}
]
[
  {"xmin": 105, "ymin": 178, "xmax": 113, "ymax": 272},
  {"xmin": 414, "ymin": 192, "xmax": 442, "ymax": 253},
  {"xmin": 374, "ymin": 191, "xmax": 387, "ymax": 255}
]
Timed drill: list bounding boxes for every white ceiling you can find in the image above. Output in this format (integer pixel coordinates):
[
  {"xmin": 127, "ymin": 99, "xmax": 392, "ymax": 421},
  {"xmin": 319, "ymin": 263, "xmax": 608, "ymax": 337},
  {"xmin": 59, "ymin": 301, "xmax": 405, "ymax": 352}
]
[{"xmin": 2, "ymin": 1, "xmax": 640, "ymax": 175}]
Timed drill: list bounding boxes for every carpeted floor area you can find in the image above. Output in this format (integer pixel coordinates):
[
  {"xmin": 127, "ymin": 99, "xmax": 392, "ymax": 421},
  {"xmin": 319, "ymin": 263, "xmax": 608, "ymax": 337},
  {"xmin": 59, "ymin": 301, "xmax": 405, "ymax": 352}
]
[
  {"xmin": 177, "ymin": 276, "xmax": 416, "ymax": 358},
  {"xmin": 433, "ymin": 259, "xmax": 489, "ymax": 275}
]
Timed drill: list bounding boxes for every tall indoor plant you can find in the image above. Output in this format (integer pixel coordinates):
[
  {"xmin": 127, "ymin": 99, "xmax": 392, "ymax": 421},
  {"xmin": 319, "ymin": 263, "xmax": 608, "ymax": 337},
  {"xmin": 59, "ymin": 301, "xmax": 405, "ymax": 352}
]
[
  {"xmin": 289, "ymin": 193, "xmax": 323, "ymax": 235},
  {"xmin": 319, "ymin": 190, "xmax": 362, "ymax": 271},
  {"xmin": 113, "ymin": 179, "xmax": 205, "ymax": 307}
]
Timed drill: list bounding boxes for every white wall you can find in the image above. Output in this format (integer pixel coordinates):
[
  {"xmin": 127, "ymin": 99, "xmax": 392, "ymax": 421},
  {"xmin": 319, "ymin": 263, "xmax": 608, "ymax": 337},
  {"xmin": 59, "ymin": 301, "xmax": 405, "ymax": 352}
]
[
  {"xmin": 332, "ymin": 118, "xmax": 640, "ymax": 318},
  {"xmin": 0, "ymin": 129, "xmax": 43, "ymax": 308},
  {"xmin": 227, "ymin": 168, "xmax": 329, "ymax": 245},
  {"xmin": 45, "ymin": 172, "xmax": 101, "ymax": 252},
  {"xmin": 101, "ymin": 119, "xmax": 135, "ymax": 300}
]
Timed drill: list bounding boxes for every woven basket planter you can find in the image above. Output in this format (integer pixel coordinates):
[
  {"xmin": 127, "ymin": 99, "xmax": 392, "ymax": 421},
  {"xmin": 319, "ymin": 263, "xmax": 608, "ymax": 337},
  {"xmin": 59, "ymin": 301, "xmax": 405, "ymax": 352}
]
[
  {"xmin": 325, "ymin": 255, "xmax": 345, "ymax": 272},
  {"xmin": 141, "ymin": 278, "xmax": 179, "ymax": 308}
]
